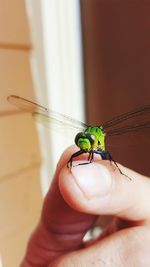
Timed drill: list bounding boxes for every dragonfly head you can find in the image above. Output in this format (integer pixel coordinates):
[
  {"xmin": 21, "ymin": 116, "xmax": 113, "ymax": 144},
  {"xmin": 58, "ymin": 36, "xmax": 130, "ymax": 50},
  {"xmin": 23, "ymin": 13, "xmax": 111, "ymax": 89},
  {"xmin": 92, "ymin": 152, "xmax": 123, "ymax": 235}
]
[{"xmin": 75, "ymin": 132, "xmax": 98, "ymax": 151}]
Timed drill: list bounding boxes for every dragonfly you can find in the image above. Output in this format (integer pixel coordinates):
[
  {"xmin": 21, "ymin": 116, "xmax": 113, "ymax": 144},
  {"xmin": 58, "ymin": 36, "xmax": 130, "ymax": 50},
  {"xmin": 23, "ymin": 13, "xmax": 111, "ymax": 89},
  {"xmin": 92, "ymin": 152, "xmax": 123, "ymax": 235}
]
[{"xmin": 7, "ymin": 95, "xmax": 150, "ymax": 177}]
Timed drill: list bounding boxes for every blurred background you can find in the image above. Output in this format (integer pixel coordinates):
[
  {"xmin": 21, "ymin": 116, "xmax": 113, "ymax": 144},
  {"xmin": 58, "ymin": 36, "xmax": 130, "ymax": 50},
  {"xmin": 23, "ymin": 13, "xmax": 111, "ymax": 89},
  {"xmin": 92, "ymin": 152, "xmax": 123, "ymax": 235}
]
[{"xmin": 0, "ymin": 0, "xmax": 150, "ymax": 266}]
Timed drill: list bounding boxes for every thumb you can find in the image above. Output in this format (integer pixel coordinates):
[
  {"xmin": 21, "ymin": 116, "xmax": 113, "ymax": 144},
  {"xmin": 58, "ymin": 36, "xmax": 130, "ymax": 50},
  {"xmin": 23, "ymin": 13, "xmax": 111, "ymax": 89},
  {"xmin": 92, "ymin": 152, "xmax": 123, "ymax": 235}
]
[
  {"xmin": 59, "ymin": 160, "xmax": 150, "ymax": 222},
  {"xmin": 54, "ymin": 160, "xmax": 150, "ymax": 267}
]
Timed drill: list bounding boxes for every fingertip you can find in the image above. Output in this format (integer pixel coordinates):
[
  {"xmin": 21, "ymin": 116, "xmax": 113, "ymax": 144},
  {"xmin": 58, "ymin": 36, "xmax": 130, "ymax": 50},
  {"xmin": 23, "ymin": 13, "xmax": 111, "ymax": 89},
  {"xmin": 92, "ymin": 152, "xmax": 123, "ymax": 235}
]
[
  {"xmin": 58, "ymin": 160, "xmax": 115, "ymax": 213},
  {"xmin": 71, "ymin": 161, "xmax": 112, "ymax": 198},
  {"xmin": 58, "ymin": 148, "xmax": 150, "ymax": 222}
]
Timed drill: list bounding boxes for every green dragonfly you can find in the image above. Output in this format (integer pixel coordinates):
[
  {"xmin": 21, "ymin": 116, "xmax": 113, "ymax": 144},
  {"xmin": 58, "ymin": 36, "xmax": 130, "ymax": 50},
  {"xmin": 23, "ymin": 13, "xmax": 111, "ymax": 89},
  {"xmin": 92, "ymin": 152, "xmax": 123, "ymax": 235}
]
[{"xmin": 7, "ymin": 95, "xmax": 150, "ymax": 176}]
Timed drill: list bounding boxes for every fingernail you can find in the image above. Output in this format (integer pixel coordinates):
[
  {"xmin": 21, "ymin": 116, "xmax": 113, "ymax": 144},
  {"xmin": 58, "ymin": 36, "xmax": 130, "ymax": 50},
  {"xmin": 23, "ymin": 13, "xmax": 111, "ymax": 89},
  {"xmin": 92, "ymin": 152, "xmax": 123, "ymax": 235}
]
[{"xmin": 71, "ymin": 161, "xmax": 112, "ymax": 198}]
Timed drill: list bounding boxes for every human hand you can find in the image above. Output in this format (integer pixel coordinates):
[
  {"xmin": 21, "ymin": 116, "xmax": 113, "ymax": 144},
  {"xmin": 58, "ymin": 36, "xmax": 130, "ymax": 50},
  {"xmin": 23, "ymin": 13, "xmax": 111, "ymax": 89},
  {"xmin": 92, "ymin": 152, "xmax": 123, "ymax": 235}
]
[{"xmin": 20, "ymin": 146, "xmax": 150, "ymax": 267}]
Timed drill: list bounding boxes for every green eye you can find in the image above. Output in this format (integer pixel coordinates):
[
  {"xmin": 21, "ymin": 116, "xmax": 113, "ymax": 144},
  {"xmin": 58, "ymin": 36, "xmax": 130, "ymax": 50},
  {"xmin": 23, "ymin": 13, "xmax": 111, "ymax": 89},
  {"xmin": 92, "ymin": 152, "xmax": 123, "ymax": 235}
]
[
  {"xmin": 86, "ymin": 134, "xmax": 96, "ymax": 146},
  {"xmin": 75, "ymin": 132, "xmax": 84, "ymax": 146}
]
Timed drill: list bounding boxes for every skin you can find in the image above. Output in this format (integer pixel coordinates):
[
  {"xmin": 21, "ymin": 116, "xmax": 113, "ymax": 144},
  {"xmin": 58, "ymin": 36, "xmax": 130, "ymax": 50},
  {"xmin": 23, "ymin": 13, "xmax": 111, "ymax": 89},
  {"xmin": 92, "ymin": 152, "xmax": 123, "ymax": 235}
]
[{"xmin": 20, "ymin": 146, "xmax": 150, "ymax": 267}]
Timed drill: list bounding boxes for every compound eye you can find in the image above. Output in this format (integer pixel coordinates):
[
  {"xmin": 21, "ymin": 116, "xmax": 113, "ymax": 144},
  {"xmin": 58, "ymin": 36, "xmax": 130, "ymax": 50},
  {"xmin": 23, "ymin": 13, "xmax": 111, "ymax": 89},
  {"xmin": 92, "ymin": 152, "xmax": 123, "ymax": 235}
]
[
  {"xmin": 86, "ymin": 134, "xmax": 96, "ymax": 146},
  {"xmin": 75, "ymin": 132, "xmax": 84, "ymax": 146}
]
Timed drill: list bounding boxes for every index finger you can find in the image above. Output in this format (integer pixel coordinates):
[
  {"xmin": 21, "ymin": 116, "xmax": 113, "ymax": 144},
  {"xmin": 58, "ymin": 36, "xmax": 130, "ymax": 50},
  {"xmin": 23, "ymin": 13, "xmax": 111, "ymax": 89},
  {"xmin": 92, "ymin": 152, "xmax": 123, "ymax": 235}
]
[{"xmin": 20, "ymin": 146, "xmax": 96, "ymax": 267}]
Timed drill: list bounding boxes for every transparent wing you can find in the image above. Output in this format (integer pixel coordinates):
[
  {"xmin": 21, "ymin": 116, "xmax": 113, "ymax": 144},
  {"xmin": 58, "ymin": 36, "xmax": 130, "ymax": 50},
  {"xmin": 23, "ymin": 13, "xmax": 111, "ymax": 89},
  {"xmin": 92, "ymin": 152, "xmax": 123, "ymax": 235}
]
[
  {"xmin": 103, "ymin": 104, "xmax": 150, "ymax": 129},
  {"xmin": 8, "ymin": 95, "xmax": 150, "ymax": 137},
  {"xmin": 7, "ymin": 95, "xmax": 87, "ymax": 132},
  {"xmin": 106, "ymin": 121, "xmax": 150, "ymax": 136}
]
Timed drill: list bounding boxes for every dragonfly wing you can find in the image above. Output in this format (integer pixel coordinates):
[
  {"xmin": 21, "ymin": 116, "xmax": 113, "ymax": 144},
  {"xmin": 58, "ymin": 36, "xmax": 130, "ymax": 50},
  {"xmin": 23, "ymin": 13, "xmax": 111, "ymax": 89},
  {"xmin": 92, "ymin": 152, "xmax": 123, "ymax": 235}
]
[
  {"xmin": 106, "ymin": 121, "xmax": 150, "ymax": 136},
  {"xmin": 7, "ymin": 95, "xmax": 47, "ymax": 113},
  {"xmin": 7, "ymin": 95, "xmax": 87, "ymax": 132},
  {"xmin": 33, "ymin": 111, "xmax": 87, "ymax": 133},
  {"xmin": 103, "ymin": 104, "xmax": 150, "ymax": 129}
]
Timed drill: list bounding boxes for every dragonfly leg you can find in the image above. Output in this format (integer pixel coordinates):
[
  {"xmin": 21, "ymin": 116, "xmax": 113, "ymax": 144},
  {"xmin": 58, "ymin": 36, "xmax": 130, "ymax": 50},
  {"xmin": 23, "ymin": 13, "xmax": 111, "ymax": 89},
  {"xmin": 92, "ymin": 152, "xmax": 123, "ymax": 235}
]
[
  {"xmin": 88, "ymin": 151, "xmax": 94, "ymax": 162},
  {"xmin": 105, "ymin": 151, "xmax": 121, "ymax": 172},
  {"xmin": 67, "ymin": 150, "xmax": 86, "ymax": 168},
  {"xmin": 70, "ymin": 150, "xmax": 95, "ymax": 167},
  {"xmin": 77, "ymin": 151, "xmax": 94, "ymax": 166},
  {"xmin": 105, "ymin": 151, "xmax": 132, "ymax": 180}
]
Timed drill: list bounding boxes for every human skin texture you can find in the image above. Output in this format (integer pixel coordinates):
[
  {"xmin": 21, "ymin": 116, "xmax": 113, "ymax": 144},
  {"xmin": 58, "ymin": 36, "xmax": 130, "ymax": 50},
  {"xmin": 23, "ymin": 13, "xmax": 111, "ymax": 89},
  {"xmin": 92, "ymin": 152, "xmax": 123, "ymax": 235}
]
[{"xmin": 21, "ymin": 146, "xmax": 150, "ymax": 267}]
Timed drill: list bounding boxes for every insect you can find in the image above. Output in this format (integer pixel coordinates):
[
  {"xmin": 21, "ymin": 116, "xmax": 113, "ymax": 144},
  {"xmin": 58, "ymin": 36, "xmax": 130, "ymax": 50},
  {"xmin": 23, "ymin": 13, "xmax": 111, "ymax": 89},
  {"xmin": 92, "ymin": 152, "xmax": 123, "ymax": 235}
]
[{"xmin": 7, "ymin": 95, "xmax": 150, "ymax": 177}]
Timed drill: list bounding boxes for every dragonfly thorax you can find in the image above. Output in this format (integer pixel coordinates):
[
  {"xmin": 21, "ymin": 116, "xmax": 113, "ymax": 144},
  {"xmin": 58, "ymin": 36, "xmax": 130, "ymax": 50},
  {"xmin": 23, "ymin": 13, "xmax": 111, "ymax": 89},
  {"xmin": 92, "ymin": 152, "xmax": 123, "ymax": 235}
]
[{"xmin": 75, "ymin": 126, "xmax": 106, "ymax": 152}]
